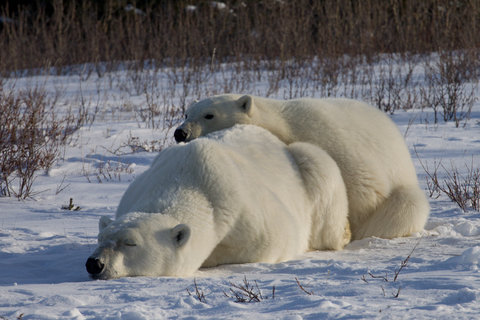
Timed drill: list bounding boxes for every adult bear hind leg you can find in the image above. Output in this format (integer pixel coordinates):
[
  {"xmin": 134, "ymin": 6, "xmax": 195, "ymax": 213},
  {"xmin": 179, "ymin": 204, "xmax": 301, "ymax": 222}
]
[{"xmin": 353, "ymin": 185, "xmax": 429, "ymax": 240}]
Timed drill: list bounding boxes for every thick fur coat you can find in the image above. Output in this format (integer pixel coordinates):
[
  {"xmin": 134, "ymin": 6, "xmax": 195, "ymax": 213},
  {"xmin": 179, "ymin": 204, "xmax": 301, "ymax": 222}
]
[{"xmin": 87, "ymin": 125, "xmax": 350, "ymax": 278}]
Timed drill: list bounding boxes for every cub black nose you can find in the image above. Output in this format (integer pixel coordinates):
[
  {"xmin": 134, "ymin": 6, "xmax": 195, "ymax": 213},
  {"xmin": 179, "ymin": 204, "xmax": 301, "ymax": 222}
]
[
  {"xmin": 86, "ymin": 257, "xmax": 104, "ymax": 275},
  {"xmin": 174, "ymin": 128, "xmax": 187, "ymax": 143}
]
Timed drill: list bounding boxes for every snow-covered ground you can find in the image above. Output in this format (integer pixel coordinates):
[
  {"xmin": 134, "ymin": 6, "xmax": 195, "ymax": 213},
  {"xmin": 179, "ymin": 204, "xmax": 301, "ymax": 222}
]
[{"xmin": 1, "ymin": 64, "xmax": 479, "ymax": 319}]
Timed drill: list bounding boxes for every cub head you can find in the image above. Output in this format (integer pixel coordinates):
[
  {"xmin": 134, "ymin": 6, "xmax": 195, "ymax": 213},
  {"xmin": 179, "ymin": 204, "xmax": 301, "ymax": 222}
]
[
  {"xmin": 174, "ymin": 94, "xmax": 254, "ymax": 143},
  {"xmin": 86, "ymin": 213, "xmax": 192, "ymax": 279}
]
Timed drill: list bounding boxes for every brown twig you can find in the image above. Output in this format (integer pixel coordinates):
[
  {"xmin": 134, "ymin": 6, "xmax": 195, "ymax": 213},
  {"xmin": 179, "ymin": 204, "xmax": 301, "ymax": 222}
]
[
  {"xmin": 186, "ymin": 278, "xmax": 207, "ymax": 304},
  {"xmin": 295, "ymin": 277, "xmax": 314, "ymax": 295}
]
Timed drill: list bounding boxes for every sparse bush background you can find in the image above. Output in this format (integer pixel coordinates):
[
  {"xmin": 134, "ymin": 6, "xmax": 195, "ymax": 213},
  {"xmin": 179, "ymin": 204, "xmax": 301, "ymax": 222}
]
[
  {"xmin": 1, "ymin": 0, "xmax": 479, "ymax": 199},
  {"xmin": 0, "ymin": 84, "xmax": 83, "ymax": 198},
  {"xmin": 1, "ymin": 0, "xmax": 478, "ymax": 113},
  {"xmin": 1, "ymin": 0, "xmax": 479, "ymax": 73}
]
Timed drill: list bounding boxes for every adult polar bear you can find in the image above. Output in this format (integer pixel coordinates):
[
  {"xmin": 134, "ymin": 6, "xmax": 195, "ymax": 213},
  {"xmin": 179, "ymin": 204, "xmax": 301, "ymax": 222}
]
[
  {"xmin": 86, "ymin": 125, "xmax": 350, "ymax": 278},
  {"xmin": 174, "ymin": 95, "xmax": 430, "ymax": 240}
]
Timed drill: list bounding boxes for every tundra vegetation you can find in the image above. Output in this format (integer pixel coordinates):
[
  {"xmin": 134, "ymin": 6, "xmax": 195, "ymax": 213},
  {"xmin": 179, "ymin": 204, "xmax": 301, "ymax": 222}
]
[{"xmin": 0, "ymin": 0, "xmax": 479, "ymax": 211}]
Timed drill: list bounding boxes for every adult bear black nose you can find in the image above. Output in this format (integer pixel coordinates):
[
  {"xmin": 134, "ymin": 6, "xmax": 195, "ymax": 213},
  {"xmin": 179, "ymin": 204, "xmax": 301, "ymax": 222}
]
[
  {"xmin": 174, "ymin": 128, "xmax": 187, "ymax": 143},
  {"xmin": 86, "ymin": 257, "xmax": 104, "ymax": 275}
]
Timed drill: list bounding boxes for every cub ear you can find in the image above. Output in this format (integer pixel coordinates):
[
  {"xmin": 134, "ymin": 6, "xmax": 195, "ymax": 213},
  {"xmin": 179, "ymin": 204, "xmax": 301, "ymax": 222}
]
[
  {"xmin": 237, "ymin": 95, "xmax": 253, "ymax": 116},
  {"xmin": 171, "ymin": 224, "xmax": 191, "ymax": 248},
  {"xmin": 99, "ymin": 216, "xmax": 113, "ymax": 232}
]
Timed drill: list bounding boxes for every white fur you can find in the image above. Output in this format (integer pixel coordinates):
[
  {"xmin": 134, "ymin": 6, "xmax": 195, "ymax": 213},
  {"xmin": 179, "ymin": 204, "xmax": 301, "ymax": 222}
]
[
  {"xmin": 88, "ymin": 125, "xmax": 350, "ymax": 278},
  {"xmin": 177, "ymin": 94, "xmax": 430, "ymax": 240}
]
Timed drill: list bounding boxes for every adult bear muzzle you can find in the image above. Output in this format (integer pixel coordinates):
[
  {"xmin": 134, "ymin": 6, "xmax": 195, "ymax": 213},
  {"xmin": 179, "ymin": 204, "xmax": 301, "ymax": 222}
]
[
  {"xmin": 174, "ymin": 128, "xmax": 187, "ymax": 143},
  {"xmin": 85, "ymin": 257, "xmax": 104, "ymax": 275}
]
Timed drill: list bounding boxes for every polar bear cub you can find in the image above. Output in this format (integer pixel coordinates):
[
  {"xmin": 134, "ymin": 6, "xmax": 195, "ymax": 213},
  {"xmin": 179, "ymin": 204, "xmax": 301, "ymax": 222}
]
[
  {"xmin": 86, "ymin": 125, "xmax": 350, "ymax": 278},
  {"xmin": 175, "ymin": 94, "xmax": 430, "ymax": 240}
]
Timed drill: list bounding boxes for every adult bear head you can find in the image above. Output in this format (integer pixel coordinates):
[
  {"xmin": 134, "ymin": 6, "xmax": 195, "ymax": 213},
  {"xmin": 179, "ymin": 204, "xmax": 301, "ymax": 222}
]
[
  {"xmin": 174, "ymin": 94, "xmax": 253, "ymax": 143},
  {"xmin": 86, "ymin": 213, "xmax": 194, "ymax": 279}
]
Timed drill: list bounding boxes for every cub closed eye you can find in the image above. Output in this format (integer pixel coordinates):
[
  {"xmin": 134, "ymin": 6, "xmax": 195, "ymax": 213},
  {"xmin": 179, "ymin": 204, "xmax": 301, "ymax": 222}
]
[
  {"xmin": 204, "ymin": 114, "xmax": 214, "ymax": 120},
  {"xmin": 123, "ymin": 240, "xmax": 137, "ymax": 247}
]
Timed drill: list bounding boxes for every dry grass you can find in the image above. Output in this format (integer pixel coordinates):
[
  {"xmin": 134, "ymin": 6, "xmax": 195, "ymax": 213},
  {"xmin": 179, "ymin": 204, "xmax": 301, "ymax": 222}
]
[{"xmin": 1, "ymin": 1, "xmax": 479, "ymax": 75}]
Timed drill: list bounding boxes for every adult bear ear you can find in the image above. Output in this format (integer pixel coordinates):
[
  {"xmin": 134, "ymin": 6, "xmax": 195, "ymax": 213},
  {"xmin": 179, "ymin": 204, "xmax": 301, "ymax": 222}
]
[
  {"xmin": 171, "ymin": 224, "xmax": 191, "ymax": 248},
  {"xmin": 99, "ymin": 216, "xmax": 113, "ymax": 232},
  {"xmin": 237, "ymin": 95, "xmax": 253, "ymax": 116}
]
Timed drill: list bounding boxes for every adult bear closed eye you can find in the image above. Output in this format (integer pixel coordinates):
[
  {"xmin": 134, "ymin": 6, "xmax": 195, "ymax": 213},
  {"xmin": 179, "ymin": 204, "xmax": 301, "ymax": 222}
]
[{"xmin": 175, "ymin": 95, "xmax": 430, "ymax": 240}]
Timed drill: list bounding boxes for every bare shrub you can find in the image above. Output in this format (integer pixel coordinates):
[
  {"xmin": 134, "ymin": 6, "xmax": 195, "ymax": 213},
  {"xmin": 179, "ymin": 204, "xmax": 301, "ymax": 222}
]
[
  {"xmin": 0, "ymin": 85, "xmax": 79, "ymax": 199},
  {"xmin": 362, "ymin": 241, "xmax": 419, "ymax": 298},
  {"xmin": 314, "ymin": 57, "xmax": 341, "ymax": 98},
  {"xmin": 75, "ymin": 80, "xmax": 102, "ymax": 129},
  {"xmin": 421, "ymin": 51, "xmax": 478, "ymax": 126},
  {"xmin": 295, "ymin": 277, "xmax": 314, "ymax": 296},
  {"xmin": 370, "ymin": 61, "xmax": 403, "ymax": 114},
  {"xmin": 418, "ymin": 149, "xmax": 480, "ymax": 212},
  {"xmin": 109, "ymin": 133, "xmax": 165, "ymax": 156},
  {"xmin": 135, "ymin": 78, "xmax": 163, "ymax": 129},
  {"xmin": 82, "ymin": 160, "xmax": 134, "ymax": 184},
  {"xmin": 443, "ymin": 165, "xmax": 480, "ymax": 212},
  {"xmin": 223, "ymin": 276, "xmax": 275, "ymax": 303},
  {"xmin": 186, "ymin": 278, "xmax": 207, "ymax": 304},
  {"xmin": 135, "ymin": 75, "xmax": 185, "ymax": 131},
  {"xmin": 361, "ymin": 54, "xmax": 420, "ymax": 114},
  {"xmin": 421, "ymin": 160, "xmax": 442, "ymax": 199}
]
